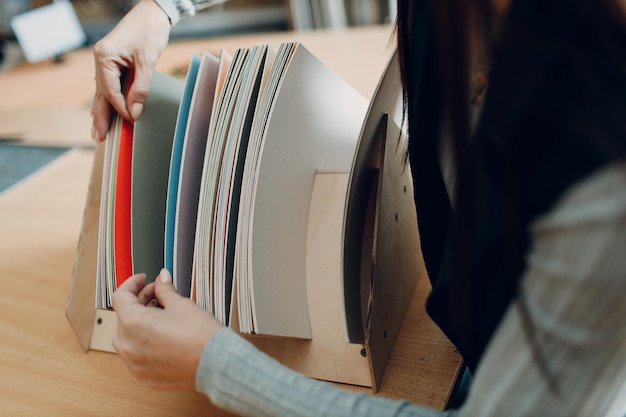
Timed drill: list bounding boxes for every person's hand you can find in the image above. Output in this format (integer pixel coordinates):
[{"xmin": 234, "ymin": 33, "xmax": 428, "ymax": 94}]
[
  {"xmin": 91, "ymin": 0, "xmax": 172, "ymax": 142},
  {"xmin": 112, "ymin": 269, "xmax": 223, "ymax": 390}
]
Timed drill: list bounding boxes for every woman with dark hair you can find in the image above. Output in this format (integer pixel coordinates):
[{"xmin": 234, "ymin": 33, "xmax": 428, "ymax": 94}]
[{"xmin": 93, "ymin": 0, "xmax": 626, "ymax": 415}]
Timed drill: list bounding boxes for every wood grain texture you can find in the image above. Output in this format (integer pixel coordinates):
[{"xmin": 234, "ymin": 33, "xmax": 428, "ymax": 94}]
[
  {"xmin": 0, "ymin": 26, "xmax": 461, "ymax": 416},
  {"xmin": 0, "ymin": 147, "xmax": 460, "ymax": 415},
  {"xmin": 0, "ymin": 26, "xmax": 395, "ymax": 147}
]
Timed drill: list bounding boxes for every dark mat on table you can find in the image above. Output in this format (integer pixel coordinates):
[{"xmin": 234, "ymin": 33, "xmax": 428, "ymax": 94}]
[{"xmin": 0, "ymin": 142, "xmax": 71, "ymax": 193}]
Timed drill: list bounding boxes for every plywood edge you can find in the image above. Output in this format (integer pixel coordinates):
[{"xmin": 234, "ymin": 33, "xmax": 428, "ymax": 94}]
[
  {"xmin": 248, "ymin": 171, "xmax": 372, "ymax": 387},
  {"xmin": 90, "ymin": 309, "xmax": 117, "ymax": 353},
  {"xmin": 66, "ymin": 143, "xmax": 105, "ymax": 351}
]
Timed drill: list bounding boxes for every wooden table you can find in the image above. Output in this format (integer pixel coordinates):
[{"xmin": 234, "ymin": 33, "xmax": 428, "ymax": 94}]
[
  {"xmin": 0, "ymin": 25, "xmax": 398, "ymax": 147},
  {"xmin": 0, "ymin": 25, "xmax": 462, "ymax": 416}
]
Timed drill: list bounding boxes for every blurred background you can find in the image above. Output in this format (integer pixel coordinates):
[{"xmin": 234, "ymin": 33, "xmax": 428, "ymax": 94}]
[
  {"xmin": 0, "ymin": 0, "xmax": 396, "ymax": 68},
  {"xmin": 0, "ymin": 0, "xmax": 397, "ymax": 189}
]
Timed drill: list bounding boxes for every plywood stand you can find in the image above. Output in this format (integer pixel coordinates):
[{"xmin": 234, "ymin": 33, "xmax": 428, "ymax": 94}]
[{"xmin": 66, "ymin": 51, "xmax": 422, "ymax": 391}]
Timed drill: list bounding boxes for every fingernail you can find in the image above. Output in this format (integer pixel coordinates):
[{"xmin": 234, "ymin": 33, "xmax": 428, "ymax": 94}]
[
  {"xmin": 159, "ymin": 268, "xmax": 172, "ymax": 284},
  {"xmin": 130, "ymin": 103, "xmax": 143, "ymax": 120},
  {"xmin": 91, "ymin": 125, "xmax": 98, "ymax": 142}
]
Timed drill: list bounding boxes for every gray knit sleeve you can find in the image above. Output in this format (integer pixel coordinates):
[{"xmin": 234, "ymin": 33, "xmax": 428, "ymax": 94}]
[
  {"xmin": 194, "ymin": 161, "xmax": 626, "ymax": 416},
  {"xmin": 196, "ymin": 328, "xmax": 454, "ymax": 417},
  {"xmin": 153, "ymin": 0, "xmax": 229, "ymax": 25}
]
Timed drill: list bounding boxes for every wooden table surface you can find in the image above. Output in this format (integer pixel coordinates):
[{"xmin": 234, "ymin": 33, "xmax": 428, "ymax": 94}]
[
  {"xmin": 0, "ymin": 25, "xmax": 397, "ymax": 147},
  {"xmin": 0, "ymin": 25, "xmax": 461, "ymax": 416}
]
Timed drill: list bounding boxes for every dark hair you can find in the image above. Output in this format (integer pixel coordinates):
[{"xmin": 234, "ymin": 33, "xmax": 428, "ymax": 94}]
[
  {"xmin": 397, "ymin": 0, "xmax": 495, "ymax": 173},
  {"xmin": 396, "ymin": 0, "xmax": 626, "ymax": 380},
  {"xmin": 395, "ymin": 0, "xmax": 498, "ymax": 372}
]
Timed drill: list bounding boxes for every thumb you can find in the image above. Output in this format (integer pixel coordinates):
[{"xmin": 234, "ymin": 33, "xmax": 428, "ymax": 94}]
[
  {"xmin": 154, "ymin": 268, "xmax": 182, "ymax": 308},
  {"xmin": 126, "ymin": 66, "xmax": 154, "ymax": 121}
]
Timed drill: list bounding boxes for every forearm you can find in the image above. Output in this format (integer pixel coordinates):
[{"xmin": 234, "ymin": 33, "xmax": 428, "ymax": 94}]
[
  {"xmin": 197, "ymin": 328, "xmax": 456, "ymax": 417},
  {"xmin": 153, "ymin": 0, "xmax": 229, "ymax": 25},
  {"xmin": 197, "ymin": 161, "xmax": 626, "ymax": 417}
]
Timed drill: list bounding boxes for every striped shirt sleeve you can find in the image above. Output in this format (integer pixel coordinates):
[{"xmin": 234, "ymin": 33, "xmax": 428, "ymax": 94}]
[
  {"xmin": 462, "ymin": 159, "xmax": 626, "ymax": 417},
  {"xmin": 153, "ymin": 0, "xmax": 229, "ymax": 25},
  {"xmin": 195, "ymin": 160, "xmax": 626, "ymax": 416}
]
